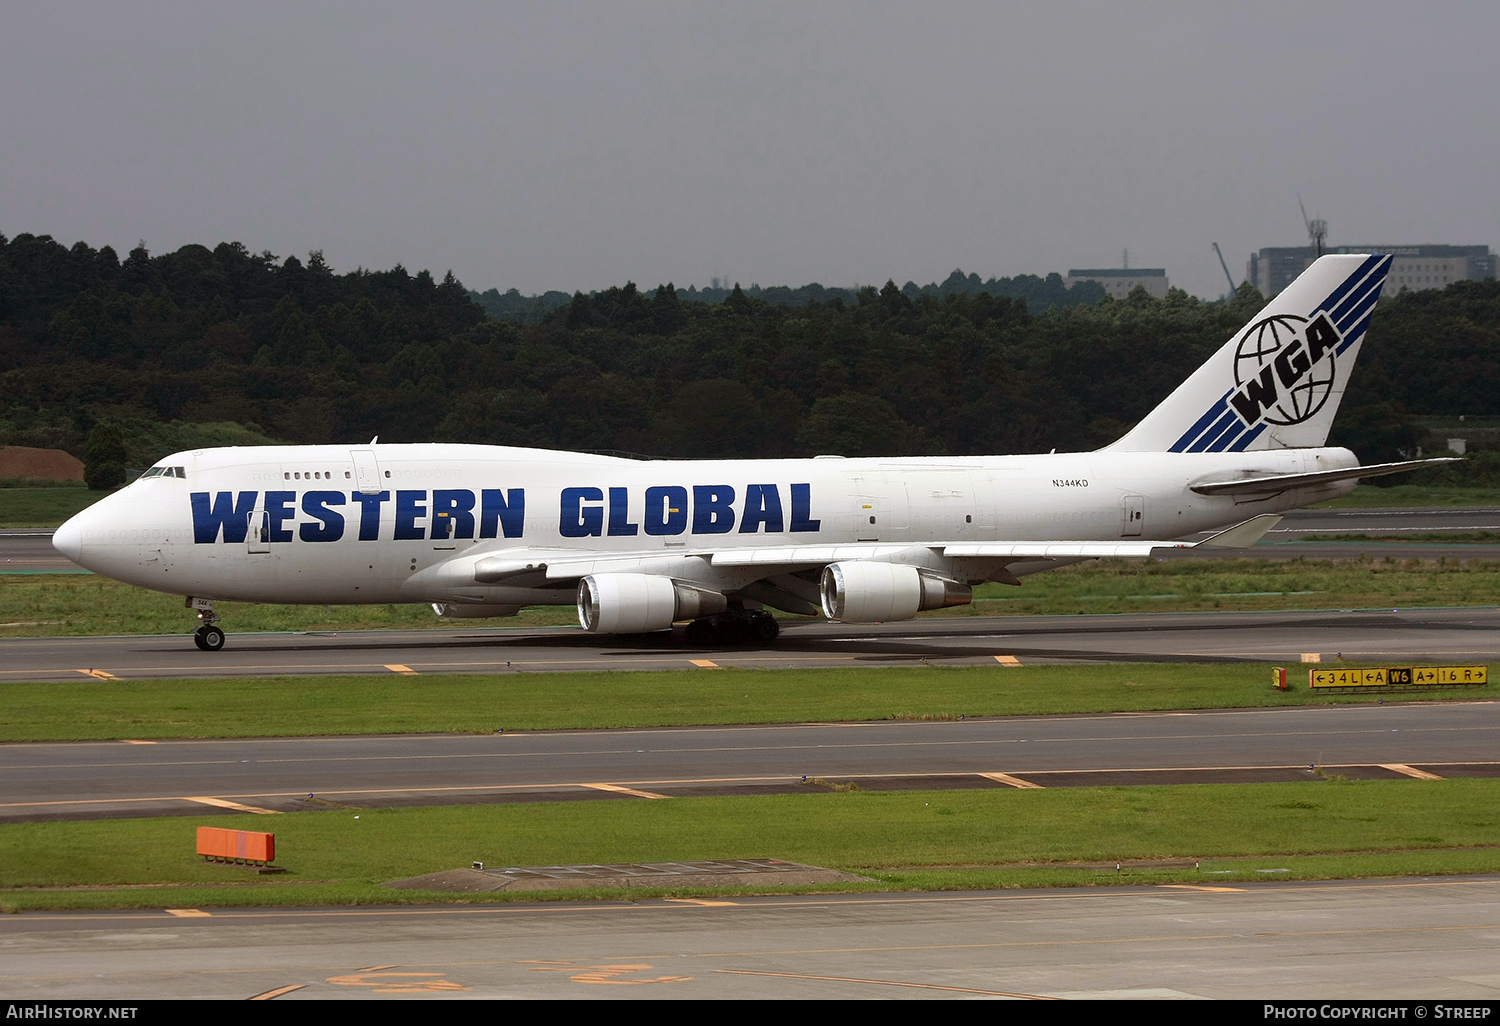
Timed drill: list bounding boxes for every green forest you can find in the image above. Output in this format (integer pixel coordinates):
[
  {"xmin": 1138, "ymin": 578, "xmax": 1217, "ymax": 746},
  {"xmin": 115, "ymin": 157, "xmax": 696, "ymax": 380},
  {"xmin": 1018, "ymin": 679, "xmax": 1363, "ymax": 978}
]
[{"xmin": 2, "ymin": 232, "xmax": 1497, "ymax": 482}]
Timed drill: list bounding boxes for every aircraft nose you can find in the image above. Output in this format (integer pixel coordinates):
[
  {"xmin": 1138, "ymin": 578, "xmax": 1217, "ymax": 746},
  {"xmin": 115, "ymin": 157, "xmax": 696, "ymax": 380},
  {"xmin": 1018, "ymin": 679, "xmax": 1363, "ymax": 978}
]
[{"xmin": 53, "ymin": 515, "xmax": 84, "ymax": 564}]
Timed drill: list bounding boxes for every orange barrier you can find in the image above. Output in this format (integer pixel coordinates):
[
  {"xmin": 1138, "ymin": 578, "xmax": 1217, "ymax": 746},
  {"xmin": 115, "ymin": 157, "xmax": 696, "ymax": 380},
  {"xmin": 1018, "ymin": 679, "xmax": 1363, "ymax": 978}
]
[{"xmin": 197, "ymin": 827, "xmax": 275, "ymax": 865}]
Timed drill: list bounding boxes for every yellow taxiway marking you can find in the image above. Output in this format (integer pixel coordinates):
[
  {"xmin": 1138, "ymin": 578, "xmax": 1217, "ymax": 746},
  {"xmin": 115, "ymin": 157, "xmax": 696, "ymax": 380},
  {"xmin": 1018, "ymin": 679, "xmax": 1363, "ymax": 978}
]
[
  {"xmin": 667, "ymin": 898, "xmax": 740, "ymax": 907},
  {"xmin": 715, "ymin": 968, "xmax": 1055, "ymax": 999},
  {"xmin": 184, "ymin": 796, "xmax": 281, "ymax": 814},
  {"xmin": 1159, "ymin": 884, "xmax": 1246, "ymax": 893},
  {"xmin": 1381, "ymin": 763, "xmax": 1443, "ymax": 780},
  {"xmin": 166, "ymin": 908, "xmax": 211, "ymax": 918},
  {"xmin": 120, "ymin": 739, "xmax": 157, "ymax": 745},
  {"xmin": 979, "ymin": 771, "xmax": 1043, "ymax": 789},
  {"xmin": 326, "ymin": 970, "xmax": 468, "ymax": 993},
  {"xmin": 581, "ymin": 782, "xmax": 670, "ymax": 799},
  {"xmin": 993, "ymin": 655, "xmax": 1022, "ymax": 666},
  {"xmin": 249, "ymin": 985, "xmax": 305, "ymax": 1000},
  {"xmin": 385, "ymin": 664, "xmax": 418, "ymax": 675},
  {"xmin": 76, "ymin": 668, "xmax": 119, "ymax": 680},
  {"xmin": 689, "ymin": 659, "xmax": 720, "ymax": 668},
  {"xmin": 1301, "ymin": 652, "xmax": 1321, "ymax": 663},
  {"xmin": 530, "ymin": 963, "xmax": 692, "ymax": 985}
]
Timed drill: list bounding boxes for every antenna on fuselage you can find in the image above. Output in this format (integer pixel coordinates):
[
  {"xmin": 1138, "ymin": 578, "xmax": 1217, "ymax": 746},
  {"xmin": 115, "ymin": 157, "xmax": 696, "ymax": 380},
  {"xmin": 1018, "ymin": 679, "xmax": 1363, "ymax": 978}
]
[{"xmin": 369, "ymin": 436, "xmax": 379, "ymax": 444}]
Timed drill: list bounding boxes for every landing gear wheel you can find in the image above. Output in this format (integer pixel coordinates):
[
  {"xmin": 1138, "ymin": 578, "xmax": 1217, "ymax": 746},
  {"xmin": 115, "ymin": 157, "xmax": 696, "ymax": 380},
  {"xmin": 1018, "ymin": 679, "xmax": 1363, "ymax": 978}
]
[
  {"xmin": 685, "ymin": 618, "xmax": 718, "ymax": 646},
  {"xmin": 194, "ymin": 625, "xmax": 225, "ymax": 652},
  {"xmin": 750, "ymin": 612, "xmax": 780, "ymax": 645}
]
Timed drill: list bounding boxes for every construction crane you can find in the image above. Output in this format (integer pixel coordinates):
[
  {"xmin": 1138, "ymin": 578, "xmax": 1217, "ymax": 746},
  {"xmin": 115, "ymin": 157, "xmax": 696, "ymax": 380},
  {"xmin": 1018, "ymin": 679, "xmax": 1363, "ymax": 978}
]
[
  {"xmin": 1211, "ymin": 243, "xmax": 1237, "ymax": 297},
  {"xmin": 1299, "ymin": 195, "xmax": 1327, "ymax": 256}
]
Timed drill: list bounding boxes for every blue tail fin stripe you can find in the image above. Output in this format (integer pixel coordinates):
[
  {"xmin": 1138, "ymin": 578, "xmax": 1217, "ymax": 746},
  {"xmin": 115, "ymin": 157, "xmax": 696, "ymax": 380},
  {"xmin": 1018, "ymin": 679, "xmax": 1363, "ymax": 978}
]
[
  {"xmin": 1227, "ymin": 423, "xmax": 1267, "ymax": 452},
  {"xmin": 1204, "ymin": 418, "xmax": 1248, "ymax": 452},
  {"xmin": 1316, "ymin": 254, "xmax": 1384, "ymax": 315},
  {"xmin": 1329, "ymin": 270, "xmax": 1385, "ymax": 328},
  {"xmin": 1170, "ymin": 391, "xmax": 1233, "ymax": 452},
  {"xmin": 1188, "ymin": 407, "xmax": 1240, "ymax": 452},
  {"xmin": 1338, "ymin": 309, "xmax": 1377, "ymax": 355}
]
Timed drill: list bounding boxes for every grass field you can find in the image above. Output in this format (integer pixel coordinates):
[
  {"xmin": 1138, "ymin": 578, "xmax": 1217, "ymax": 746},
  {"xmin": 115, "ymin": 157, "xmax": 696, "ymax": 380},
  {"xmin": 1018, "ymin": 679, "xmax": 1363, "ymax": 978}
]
[
  {"xmin": 6, "ymin": 554, "xmax": 1500, "ymax": 639},
  {"xmin": 2, "ymin": 779, "xmax": 1496, "ymax": 910},
  {"xmin": 0, "ymin": 485, "xmax": 98, "ymax": 528},
  {"xmin": 1, "ymin": 663, "xmax": 1494, "ymax": 741},
  {"xmin": 1316, "ymin": 484, "xmax": 1500, "ymax": 508}
]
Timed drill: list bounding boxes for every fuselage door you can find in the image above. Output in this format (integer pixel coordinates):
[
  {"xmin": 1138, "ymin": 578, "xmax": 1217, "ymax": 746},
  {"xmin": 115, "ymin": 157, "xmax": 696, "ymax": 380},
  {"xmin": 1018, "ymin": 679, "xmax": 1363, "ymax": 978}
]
[
  {"xmin": 350, "ymin": 450, "xmax": 382, "ymax": 493},
  {"xmin": 247, "ymin": 506, "xmax": 271, "ymax": 554},
  {"xmin": 1121, "ymin": 494, "xmax": 1145, "ymax": 537}
]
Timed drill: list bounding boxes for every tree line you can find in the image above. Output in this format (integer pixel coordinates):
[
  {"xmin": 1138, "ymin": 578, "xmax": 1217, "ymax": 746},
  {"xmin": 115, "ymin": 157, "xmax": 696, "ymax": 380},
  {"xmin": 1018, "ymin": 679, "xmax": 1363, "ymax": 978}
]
[{"xmin": 1, "ymin": 232, "xmax": 1496, "ymax": 485}]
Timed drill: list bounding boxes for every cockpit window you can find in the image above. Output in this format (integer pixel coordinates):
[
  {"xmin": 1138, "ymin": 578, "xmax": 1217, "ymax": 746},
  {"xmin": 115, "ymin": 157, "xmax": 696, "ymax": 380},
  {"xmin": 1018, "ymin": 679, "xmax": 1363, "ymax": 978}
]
[
  {"xmin": 142, "ymin": 467, "xmax": 163, "ymax": 478},
  {"xmin": 139, "ymin": 466, "xmax": 185, "ymax": 480},
  {"xmin": 174, "ymin": 467, "xmax": 185, "ymax": 478}
]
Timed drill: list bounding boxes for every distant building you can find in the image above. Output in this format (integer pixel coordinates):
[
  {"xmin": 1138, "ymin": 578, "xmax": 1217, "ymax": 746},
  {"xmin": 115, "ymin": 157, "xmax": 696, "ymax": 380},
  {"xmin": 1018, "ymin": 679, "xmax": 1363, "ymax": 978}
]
[
  {"xmin": 1064, "ymin": 267, "xmax": 1169, "ymax": 299},
  {"xmin": 1247, "ymin": 245, "xmax": 1496, "ymax": 298}
]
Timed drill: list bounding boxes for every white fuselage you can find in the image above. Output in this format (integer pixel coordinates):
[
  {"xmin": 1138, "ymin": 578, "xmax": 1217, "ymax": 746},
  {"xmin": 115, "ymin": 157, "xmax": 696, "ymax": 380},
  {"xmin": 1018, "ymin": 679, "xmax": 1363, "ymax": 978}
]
[{"xmin": 54, "ymin": 442, "xmax": 1356, "ymax": 608}]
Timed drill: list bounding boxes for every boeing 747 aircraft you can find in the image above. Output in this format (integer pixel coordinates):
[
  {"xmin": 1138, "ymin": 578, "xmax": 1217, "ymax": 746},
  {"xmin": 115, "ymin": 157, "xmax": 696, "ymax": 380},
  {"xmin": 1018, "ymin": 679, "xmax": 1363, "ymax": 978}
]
[{"xmin": 53, "ymin": 254, "xmax": 1447, "ymax": 650}]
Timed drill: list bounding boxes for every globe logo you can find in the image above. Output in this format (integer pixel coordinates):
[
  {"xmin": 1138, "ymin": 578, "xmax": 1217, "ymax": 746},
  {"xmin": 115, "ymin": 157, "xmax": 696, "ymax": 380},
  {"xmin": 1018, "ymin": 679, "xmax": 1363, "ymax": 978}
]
[{"xmin": 1232, "ymin": 314, "xmax": 1335, "ymax": 426}]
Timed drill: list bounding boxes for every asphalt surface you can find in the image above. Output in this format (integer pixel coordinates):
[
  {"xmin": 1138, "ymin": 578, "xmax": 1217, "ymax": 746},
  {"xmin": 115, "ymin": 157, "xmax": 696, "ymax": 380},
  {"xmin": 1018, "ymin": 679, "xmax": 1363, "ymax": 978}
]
[
  {"xmin": 5, "ymin": 606, "xmax": 1499, "ymax": 680},
  {"xmin": 4, "ymin": 701, "xmax": 1496, "ymax": 822},
  {"xmin": 5, "ymin": 879, "xmax": 1500, "ymax": 999}
]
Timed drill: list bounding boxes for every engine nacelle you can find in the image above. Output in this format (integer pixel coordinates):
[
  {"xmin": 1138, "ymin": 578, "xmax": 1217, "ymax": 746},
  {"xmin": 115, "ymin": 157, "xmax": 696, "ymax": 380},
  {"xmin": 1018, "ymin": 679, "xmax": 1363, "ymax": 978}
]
[
  {"xmin": 577, "ymin": 573, "xmax": 728, "ymax": 633},
  {"xmin": 819, "ymin": 562, "xmax": 972, "ymax": 622}
]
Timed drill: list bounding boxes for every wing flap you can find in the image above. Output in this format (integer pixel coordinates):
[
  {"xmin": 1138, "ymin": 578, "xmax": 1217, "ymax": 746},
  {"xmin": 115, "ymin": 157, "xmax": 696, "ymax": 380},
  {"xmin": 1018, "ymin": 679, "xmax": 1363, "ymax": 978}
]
[{"xmin": 941, "ymin": 540, "xmax": 1187, "ymax": 558}]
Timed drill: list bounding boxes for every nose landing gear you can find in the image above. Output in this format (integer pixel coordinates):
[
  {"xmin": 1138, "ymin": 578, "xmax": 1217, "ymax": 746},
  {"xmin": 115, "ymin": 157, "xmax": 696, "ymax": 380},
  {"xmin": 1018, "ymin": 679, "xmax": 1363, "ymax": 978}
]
[{"xmin": 188, "ymin": 598, "xmax": 226, "ymax": 651}]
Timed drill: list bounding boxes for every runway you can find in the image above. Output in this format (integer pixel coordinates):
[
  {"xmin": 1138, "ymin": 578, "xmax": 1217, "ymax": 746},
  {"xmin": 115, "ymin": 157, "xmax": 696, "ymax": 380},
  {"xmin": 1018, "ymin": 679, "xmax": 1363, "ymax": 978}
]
[
  {"xmin": 5, "ymin": 879, "xmax": 1500, "ymax": 999},
  {"xmin": 4, "ymin": 701, "xmax": 1497, "ymax": 822},
  {"xmin": 5, "ymin": 606, "xmax": 1499, "ymax": 681}
]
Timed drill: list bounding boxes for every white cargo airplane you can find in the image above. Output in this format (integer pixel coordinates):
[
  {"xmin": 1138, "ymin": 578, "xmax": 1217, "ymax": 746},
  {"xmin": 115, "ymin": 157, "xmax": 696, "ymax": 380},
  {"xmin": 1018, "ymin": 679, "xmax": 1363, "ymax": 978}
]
[{"xmin": 54, "ymin": 254, "xmax": 1448, "ymax": 651}]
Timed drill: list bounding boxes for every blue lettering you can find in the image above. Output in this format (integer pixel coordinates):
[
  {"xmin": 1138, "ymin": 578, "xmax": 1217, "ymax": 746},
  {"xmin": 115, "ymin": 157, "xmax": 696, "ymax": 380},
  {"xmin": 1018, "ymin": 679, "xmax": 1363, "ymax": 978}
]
[
  {"xmin": 266, "ymin": 491, "xmax": 296, "ymax": 542},
  {"xmin": 190, "ymin": 491, "xmax": 257, "ymax": 544},
  {"xmin": 560, "ymin": 487, "xmax": 604, "ymax": 538},
  {"xmin": 299, "ymin": 491, "xmax": 346, "ymax": 542},
  {"xmin": 692, "ymin": 484, "xmax": 736, "ymax": 534},
  {"xmin": 480, "ymin": 489, "xmax": 526, "ymax": 539},
  {"xmin": 395, "ymin": 490, "xmax": 428, "ymax": 540},
  {"xmin": 432, "ymin": 489, "xmax": 476, "ymax": 540},
  {"xmin": 607, "ymin": 486, "xmax": 638, "ymax": 536},
  {"xmin": 739, "ymin": 484, "xmax": 784, "ymax": 534},
  {"xmin": 353, "ymin": 490, "xmax": 389, "ymax": 541},
  {"xmin": 644, "ymin": 485, "xmax": 688, "ymax": 536},
  {"xmin": 790, "ymin": 483, "xmax": 820, "ymax": 533}
]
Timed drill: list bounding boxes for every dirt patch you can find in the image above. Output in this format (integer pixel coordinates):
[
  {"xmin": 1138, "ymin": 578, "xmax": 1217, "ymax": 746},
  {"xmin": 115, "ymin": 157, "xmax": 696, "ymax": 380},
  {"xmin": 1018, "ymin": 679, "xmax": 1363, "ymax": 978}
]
[{"xmin": 0, "ymin": 447, "xmax": 84, "ymax": 482}]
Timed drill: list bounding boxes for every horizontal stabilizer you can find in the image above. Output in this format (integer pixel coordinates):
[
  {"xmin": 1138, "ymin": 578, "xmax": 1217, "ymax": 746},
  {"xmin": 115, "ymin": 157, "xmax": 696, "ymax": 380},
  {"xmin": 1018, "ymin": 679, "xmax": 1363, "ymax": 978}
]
[
  {"xmin": 1189, "ymin": 458, "xmax": 1458, "ymax": 496},
  {"xmin": 1194, "ymin": 513, "xmax": 1283, "ymax": 548}
]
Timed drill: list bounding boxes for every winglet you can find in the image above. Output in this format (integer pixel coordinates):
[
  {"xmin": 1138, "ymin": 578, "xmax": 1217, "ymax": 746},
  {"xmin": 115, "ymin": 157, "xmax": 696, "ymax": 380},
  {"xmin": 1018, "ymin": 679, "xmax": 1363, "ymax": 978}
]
[{"xmin": 1194, "ymin": 513, "xmax": 1283, "ymax": 549}]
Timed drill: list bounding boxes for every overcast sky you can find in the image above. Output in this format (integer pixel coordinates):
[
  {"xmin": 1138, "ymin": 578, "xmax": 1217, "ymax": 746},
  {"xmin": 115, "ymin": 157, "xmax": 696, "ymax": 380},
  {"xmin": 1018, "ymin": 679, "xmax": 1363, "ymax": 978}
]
[{"xmin": 3, "ymin": 2, "xmax": 1496, "ymax": 299}]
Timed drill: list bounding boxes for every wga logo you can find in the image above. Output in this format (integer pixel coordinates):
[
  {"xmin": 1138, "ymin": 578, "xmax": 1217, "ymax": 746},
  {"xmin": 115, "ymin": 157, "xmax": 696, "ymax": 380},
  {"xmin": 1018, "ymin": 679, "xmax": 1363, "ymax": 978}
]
[{"xmin": 1228, "ymin": 313, "xmax": 1342, "ymax": 427}]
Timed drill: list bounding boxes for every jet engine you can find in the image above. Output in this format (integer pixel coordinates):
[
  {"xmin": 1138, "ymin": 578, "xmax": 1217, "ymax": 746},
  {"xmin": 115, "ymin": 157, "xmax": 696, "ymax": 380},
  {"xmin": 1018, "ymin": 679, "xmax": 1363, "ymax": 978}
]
[
  {"xmin": 819, "ymin": 562, "xmax": 972, "ymax": 622},
  {"xmin": 577, "ymin": 573, "xmax": 729, "ymax": 633}
]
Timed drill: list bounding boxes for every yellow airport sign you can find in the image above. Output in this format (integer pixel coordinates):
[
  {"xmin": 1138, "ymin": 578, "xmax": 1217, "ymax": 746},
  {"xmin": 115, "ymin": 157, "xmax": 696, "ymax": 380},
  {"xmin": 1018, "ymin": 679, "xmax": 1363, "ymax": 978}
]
[{"xmin": 1308, "ymin": 665, "xmax": 1487, "ymax": 688}]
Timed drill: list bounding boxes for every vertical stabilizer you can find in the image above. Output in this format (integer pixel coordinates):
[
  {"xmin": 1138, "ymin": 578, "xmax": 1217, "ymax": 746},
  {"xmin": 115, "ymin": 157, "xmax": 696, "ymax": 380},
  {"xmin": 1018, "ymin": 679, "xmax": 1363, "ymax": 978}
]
[{"xmin": 1106, "ymin": 254, "xmax": 1390, "ymax": 452}]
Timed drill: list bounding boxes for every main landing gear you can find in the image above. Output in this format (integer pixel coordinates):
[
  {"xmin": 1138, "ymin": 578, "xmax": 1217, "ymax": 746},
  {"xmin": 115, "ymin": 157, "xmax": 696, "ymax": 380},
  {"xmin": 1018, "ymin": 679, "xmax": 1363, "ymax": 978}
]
[
  {"xmin": 188, "ymin": 599, "xmax": 226, "ymax": 651},
  {"xmin": 685, "ymin": 610, "xmax": 780, "ymax": 647}
]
